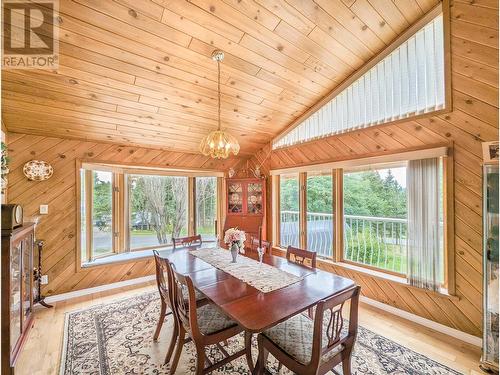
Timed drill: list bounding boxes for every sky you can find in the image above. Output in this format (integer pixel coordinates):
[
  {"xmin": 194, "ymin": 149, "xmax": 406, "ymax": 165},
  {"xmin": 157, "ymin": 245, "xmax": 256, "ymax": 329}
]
[{"xmin": 377, "ymin": 166, "xmax": 407, "ymax": 188}]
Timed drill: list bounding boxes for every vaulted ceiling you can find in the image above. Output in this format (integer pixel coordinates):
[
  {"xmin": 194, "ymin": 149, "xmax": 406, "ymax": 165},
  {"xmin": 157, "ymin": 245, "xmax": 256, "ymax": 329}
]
[{"xmin": 2, "ymin": 0, "xmax": 439, "ymax": 156}]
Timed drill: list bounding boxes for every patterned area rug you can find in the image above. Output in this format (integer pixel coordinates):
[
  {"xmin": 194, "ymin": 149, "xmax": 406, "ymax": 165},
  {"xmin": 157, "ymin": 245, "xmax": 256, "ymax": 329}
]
[{"xmin": 60, "ymin": 292, "xmax": 462, "ymax": 374}]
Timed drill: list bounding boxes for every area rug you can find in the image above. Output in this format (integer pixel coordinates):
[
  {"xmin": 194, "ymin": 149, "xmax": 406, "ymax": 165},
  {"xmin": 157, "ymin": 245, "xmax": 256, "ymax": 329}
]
[{"xmin": 60, "ymin": 292, "xmax": 462, "ymax": 374}]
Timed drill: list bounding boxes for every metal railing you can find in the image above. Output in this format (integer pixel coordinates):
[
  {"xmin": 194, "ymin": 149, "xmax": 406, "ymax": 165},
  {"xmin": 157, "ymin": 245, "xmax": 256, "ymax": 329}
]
[{"xmin": 280, "ymin": 211, "xmax": 408, "ymax": 274}]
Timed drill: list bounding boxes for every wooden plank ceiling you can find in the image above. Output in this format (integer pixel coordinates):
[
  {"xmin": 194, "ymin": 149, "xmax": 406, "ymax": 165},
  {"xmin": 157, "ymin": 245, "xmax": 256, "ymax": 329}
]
[{"xmin": 2, "ymin": 0, "xmax": 439, "ymax": 155}]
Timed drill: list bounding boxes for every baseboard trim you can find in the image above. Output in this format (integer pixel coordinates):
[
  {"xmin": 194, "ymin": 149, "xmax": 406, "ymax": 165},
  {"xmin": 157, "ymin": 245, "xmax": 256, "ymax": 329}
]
[
  {"xmin": 43, "ymin": 275, "xmax": 482, "ymax": 348},
  {"xmin": 43, "ymin": 275, "xmax": 156, "ymax": 304},
  {"xmin": 360, "ymin": 296, "xmax": 482, "ymax": 347}
]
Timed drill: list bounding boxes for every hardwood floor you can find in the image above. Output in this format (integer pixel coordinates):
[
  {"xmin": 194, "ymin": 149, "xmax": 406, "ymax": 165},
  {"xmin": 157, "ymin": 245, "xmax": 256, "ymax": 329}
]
[{"xmin": 15, "ymin": 282, "xmax": 482, "ymax": 375}]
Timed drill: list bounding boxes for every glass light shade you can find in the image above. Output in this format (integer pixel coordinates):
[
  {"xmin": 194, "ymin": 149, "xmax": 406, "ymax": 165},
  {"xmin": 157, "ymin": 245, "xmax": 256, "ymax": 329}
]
[{"xmin": 199, "ymin": 130, "xmax": 240, "ymax": 159}]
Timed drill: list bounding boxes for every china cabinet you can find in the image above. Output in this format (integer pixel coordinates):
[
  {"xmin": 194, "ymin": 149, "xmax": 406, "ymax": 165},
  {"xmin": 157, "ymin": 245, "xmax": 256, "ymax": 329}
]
[
  {"xmin": 1, "ymin": 223, "xmax": 35, "ymax": 374},
  {"xmin": 481, "ymin": 163, "xmax": 499, "ymax": 373},
  {"xmin": 224, "ymin": 178, "xmax": 266, "ymax": 247}
]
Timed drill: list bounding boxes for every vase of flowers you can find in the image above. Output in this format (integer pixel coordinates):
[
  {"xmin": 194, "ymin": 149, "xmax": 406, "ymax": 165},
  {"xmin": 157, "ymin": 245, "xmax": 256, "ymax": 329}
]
[{"xmin": 224, "ymin": 227, "xmax": 246, "ymax": 263}]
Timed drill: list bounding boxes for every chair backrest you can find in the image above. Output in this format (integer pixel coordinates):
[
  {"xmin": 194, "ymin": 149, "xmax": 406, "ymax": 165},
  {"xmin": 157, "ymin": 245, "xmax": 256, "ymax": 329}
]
[
  {"xmin": 172, "ymin": 234, "xmax": 202, "ymax": 250},
  {"xmin": 250, "ymin": 236, "xmax": 271, "ymax": 254},
  {"xmin": 310, "ymin": 285, "xmax": 360, "ymax": 366},
  {"xmin": 170, "ymin": 265, "xmax": 202, "ymax": 336},
  {"xmin": 153, "ymin": 250, "xmax": 169, "ymax": 297},
  {"xmin": 286, "ymin": 245, "xmax": 317, "ymax": 268}
]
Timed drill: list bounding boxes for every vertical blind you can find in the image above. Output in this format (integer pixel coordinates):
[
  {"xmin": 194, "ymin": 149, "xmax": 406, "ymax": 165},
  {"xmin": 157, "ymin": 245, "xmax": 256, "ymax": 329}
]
[{"xmin": 273, "ymin": 14, "xmax": 445, "ymax": 150}]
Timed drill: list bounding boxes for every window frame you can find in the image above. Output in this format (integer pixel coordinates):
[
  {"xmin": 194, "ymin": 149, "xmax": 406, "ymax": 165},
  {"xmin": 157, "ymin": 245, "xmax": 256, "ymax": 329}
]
[
  {"xmin": 76, "ymin": 160, "xmax": 223, "ymax": 270},
  {"xmin": 272, "ymin": 145, "xmax": 455, "ymax": 294}
]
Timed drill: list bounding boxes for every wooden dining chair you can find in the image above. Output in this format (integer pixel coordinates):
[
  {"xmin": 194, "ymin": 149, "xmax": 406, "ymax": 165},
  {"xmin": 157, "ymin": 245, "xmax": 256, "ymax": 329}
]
[
  {"xmin": 255, "ymin": 285, "xmax": 361, "ymax": 375},
  {"xmin": 250, "ymin": 236, "xmax": 271, "ymax": 254},
  {"xmin": 286, "ymin": 245, "xmax": 317, "ymax": 268},
  {"xmin": 152, "ymin": 250, "xmax": 174, "ymax": 342},
  {"xmin": 172, "ymin": 234, "xmax": 202, "ymax": 250},
  {"xmin": 153, "ymin": 251, "xmax": 207, "ymax": 365},
  {"xmin": 168, "ymin": 265, "xmax": 246, "ymax": 375}
]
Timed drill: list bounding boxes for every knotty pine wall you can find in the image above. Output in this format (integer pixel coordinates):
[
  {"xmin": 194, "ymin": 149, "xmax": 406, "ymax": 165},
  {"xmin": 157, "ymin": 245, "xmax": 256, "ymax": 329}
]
[
  {"xmin": 6, "ymin": 133, "xmax": 240, "ymax": 296},
  {"xmin": 250, "ymin": 1, "xmax": 498, "ymax": 337}
]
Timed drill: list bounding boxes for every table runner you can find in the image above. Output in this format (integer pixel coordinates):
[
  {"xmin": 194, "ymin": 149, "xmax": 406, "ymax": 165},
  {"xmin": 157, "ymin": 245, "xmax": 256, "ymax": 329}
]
[{"xmin": 189, "ymin": 247, "xmax": 303, "ymax": 293}]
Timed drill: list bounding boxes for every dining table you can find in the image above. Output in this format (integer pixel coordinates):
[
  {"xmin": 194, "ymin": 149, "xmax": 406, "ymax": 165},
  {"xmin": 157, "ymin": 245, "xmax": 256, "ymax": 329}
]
[{"xmin": 161, "ymin": 245, "xmax": 357, "ymax": 373}]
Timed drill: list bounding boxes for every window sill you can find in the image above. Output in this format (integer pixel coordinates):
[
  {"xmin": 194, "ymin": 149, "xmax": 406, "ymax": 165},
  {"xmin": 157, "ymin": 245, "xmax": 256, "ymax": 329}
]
[
  {"xmin": 80, "ymin": 240, "xmax": 218, "ymax": 269},
  {"xmin": 271, "ymin": 246, "xmax": 459, "ymax": 302},
  {"xmin": 81, "ymin": 248, "xmax": 168, "ymax": 268},
  {"xmin": 324, "ymin": 260, "xmax": 459, "ymax": 302}
]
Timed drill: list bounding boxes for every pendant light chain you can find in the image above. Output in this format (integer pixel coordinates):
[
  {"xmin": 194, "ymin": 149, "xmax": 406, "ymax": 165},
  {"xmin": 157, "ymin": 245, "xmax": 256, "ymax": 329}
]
[
  {"xmin": 199, "ymin": 49, "xmax": 240, "ymax": 159},
  {"xmin": 217, "ymin": 59, "xmax": 221, "ymax": 131}
]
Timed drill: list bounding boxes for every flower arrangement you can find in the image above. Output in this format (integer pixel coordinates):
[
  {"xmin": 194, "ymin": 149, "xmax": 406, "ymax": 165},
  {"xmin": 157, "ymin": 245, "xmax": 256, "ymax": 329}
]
[{"xmin": 224, "ymin": 227, "xmax": 246, "ymax": 249}]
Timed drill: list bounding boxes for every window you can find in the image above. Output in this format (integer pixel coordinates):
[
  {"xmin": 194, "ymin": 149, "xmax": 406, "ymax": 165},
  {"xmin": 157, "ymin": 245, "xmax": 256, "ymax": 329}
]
[
  {"xmin": 78, "ymin": 163, "xmax": 221, "ymax": 265},
  {"xmin": 343, "ymin": 164, "xmax": 409, "ymax": 275},
  {"xmin": 343, "ymin": 162, "xmax": 445, "ymax": 284},
  {"xmin": 273, "ymin": 13, "xmax": 446, "ymax": 150},
  {"xmin": 80, "ymin": 169, "xmax": 118, "ymax": 263},
  {"xmin": 195, "ymin": 177, "xmax": 218, "ymax": 241},
  {"xmin": 92, "ymin": 171, "xmax": 114, "ymax": 257},
  {"xmin": 128, "ymin": 175, "xmax": 188, "ymax": 250},
  {"xmin": 272, "ymin": 148, "xmax": 450, "ymax": 292},
  {"xmin": 279, "ymin": 173, "xmax": 299, "ymax": 248},
  {"xmin": 306, "ymin": 171, "xmax": 333, "ymax": 257}
]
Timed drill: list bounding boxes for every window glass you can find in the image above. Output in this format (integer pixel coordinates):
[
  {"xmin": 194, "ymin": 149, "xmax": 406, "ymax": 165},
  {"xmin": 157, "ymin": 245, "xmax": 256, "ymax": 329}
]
[
  {"xmin": 343, "ymin": 165, "xmax": 408, "ymax": 274},
  {"xmin": 247, "ymin": 182, "xmax": 264, "ymax": 214},
  {"xmin": 306, "ymin": 171, "xmax": 333, "ymax": 257},
  {"xmin": 279, "ymin": 173, "xmax": 300, "ymax": 247},
  {"xmin": 92, "ymin": 170, "xmax": 113, "ymax": 258},
  {"xmin": 195, "ymin": 177, "xmax": 217, "ymax": 241},
  {"xmin": 128, "ymin": 175, "xmax": 188, "ymax": 250},
  {"xmin": 80, "ymin": 169, "xmax": 87, "ymax": 263}
]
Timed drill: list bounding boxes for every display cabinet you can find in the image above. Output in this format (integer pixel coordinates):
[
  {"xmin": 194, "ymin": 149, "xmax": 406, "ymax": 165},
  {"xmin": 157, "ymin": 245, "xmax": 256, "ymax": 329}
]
[
  {"xmin": 481, "ymin": 163, "xmax": 499, "ymax": 373},
  {"xmin": 1, "ymin": 223, "xmax": 35, "ymax": 375},
  {"xmin": 226, "ymin": 178, "xmax": 264, "ymax": 216},
  {"xmin": 224, "ymin": 178, "xmax": 266, "ymax": 247}
]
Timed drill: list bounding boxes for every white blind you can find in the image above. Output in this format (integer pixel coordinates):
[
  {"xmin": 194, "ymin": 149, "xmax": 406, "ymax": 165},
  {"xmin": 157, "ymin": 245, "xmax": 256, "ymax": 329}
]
[{"xmin": 273, "ymin": 14, "xmax": 445, "ymax": 150}]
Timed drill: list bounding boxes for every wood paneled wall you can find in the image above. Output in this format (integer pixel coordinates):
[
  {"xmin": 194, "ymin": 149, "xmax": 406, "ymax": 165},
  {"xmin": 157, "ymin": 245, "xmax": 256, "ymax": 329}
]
[
  {"xmin": 6, "ymin": 133, "xmax": 241, "ymax": 296},
  {"xmin": 251, "ymin": 0, "xmax": 498, "ymax": 337}
]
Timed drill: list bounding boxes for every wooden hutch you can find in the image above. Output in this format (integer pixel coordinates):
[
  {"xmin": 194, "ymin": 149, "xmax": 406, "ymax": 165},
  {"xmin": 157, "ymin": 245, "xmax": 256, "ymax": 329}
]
[{"xmin": 223, "ymin": 178, "xmax": 266, "ymax": 248}]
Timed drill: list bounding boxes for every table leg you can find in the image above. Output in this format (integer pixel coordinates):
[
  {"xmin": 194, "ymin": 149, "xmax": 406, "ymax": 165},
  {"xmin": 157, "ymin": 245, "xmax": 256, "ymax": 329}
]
[{"xmin": 245, "ymin": 331, "xmax": 254, "ymax": 371}]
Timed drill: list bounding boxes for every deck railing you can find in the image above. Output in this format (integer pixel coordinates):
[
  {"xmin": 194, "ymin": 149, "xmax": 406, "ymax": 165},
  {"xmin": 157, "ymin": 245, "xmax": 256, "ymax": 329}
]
[{"xmin": 280, "ymin": 211, "xmax": 408, "ymax": 274}]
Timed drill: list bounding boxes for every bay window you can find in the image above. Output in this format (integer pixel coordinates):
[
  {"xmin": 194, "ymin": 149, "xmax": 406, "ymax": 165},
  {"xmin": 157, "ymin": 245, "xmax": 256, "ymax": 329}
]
[{"xmin": 78, "ymin": 162, "xmax": 221, "ymax": 266}]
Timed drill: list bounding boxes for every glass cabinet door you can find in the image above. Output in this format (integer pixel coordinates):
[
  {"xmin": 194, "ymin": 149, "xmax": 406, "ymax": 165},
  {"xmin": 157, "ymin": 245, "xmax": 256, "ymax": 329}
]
[
  {"xmin": 247, "ymin": 182, "xmax": 263, "ymax": 214},
  {"xmin": 228, "ymin": 182, "xmax": 243, "ymax": 214},
  {"xmin": 483, "ymin": 164, "xmax": 499, "ymax": 367},
  {"xmin": 10, "ymin": 238, "xmax": 22, "ymax": 354},
  {"xmin": 22, "ymin": 234, "xmax": 33, "ymax": 326}
]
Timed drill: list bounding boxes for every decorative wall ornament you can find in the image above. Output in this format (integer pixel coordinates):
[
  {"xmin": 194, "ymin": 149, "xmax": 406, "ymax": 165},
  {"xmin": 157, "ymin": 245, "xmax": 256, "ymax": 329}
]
[
  {"xmin": 199, "ymin": 50, "xmax": 240, "ymax": 159},
  {"xmin": 23, "ymin": 160, "xmax": 54, "ymax": 181},
  {"xmin": 228, "ymin": 167, "xmax": 236, "ymax": 178}
]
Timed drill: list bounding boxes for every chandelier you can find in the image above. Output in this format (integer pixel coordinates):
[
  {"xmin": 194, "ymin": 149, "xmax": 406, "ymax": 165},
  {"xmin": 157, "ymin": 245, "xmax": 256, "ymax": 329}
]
[{"xmin": 199, "ymin": 50, "xmax": 240, "ymax": 159}]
